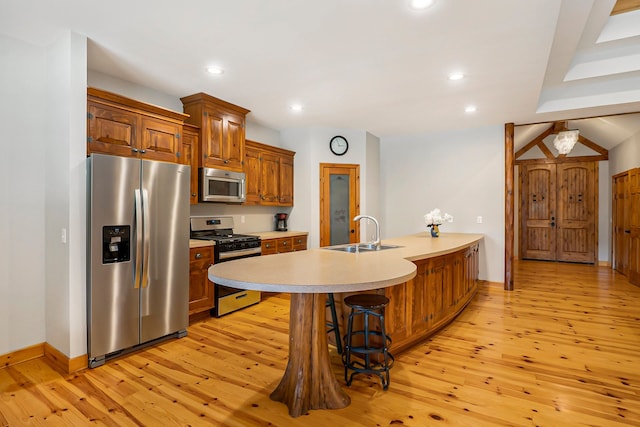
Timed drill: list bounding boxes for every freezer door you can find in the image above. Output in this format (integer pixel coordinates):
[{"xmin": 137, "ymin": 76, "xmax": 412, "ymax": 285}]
[
  {"xmin": 87, "ymin": 154, "xmax": 141, "ymax": 359},
  {"xmin": 140, "ymin": 159, "xmax": 190, "ymax": 343}
]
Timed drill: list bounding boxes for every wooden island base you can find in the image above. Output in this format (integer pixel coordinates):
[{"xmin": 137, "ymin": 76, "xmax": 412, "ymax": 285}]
[{"xmin": 270, "ymin": 293, "xmax": 350, "ymax": 417}]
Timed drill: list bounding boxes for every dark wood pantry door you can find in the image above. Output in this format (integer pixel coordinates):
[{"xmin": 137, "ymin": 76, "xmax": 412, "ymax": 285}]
[
  {"xmin": 520, "ymin": 161, "xmax": 597, "ymax": 263},
  {"xmin": 628, "ymin": 169, "xmax": 640, "ymax": 285},
  {"xmin": 612, "ymin": 172, "xmax": 630, "ymax": 275}
]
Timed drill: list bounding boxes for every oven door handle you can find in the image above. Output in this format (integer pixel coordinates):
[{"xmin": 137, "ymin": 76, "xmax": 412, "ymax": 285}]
[{"xmin": 218, "ymin": 247, "xmax": 262, "ymax": 260}]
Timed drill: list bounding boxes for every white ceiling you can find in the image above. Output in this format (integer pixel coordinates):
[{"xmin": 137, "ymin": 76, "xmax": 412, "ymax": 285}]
[{"xmin": 1, "ymin": 0, "xmax": 640, "ymax": 147}]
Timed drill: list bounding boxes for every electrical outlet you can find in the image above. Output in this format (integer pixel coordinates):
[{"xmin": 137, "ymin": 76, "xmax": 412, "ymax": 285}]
[
  {"xmin": 240, "ymin": 215, "xmax": 245, "ymax": 224},
  {"xmin": 476, "ymin": 216, "xmax": 483, "ymax": 224},
  {"xmin": 61, "ymin": 228, "xmax": 67, "ymax": 244}
]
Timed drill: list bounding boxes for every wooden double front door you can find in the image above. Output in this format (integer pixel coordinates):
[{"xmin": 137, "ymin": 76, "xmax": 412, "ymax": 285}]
[{"xmin": 520, "ymin": 161, "xmax": 597, "ymax": 263}]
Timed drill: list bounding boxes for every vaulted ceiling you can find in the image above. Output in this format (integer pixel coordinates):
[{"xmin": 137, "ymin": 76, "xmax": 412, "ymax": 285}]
[{"xmin": 1, "ymin": 0, "xmax": 639, "ymax": 147}]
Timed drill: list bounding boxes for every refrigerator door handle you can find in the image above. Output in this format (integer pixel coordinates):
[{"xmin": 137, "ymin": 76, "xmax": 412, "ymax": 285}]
[
  {"xmin": 134, "ymin": 189, "xmax": 143, "ymax": 289},
  {"xmin": 141, "ymin": 188, "xmax": 150, "ymax": 288}
]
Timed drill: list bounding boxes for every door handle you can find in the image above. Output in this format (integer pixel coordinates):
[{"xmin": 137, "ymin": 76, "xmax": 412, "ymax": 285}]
[
  {"xmin": 550, "ymin": 222, "xmax": 556, "ymax": 227},
  {"xmin": 350, "ymin": 229, "xmax": 355, "ymax": 234},
  {"xmin": 625, "ymin": 230, "xmax": 631, "ymax": 234},
  {"xmin": 141, "ymin": 189, "xmax": 150, "ymax": 289},
  {"xmin": 134, "ymin": 189, "xmax": 143, "ymax": 289}
]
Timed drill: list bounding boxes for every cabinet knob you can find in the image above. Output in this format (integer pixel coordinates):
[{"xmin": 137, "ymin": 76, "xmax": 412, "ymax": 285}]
[
  {"xmin": 192, "ymin": 193, "xmax": 197, "ymax": 197},
  {"xmin": 282, "ymin": 241, "xmax": 288, "ymax": 246},
  {"xmin": 195, "ymin": 253, "xmax": 202, "ymax": 259},
  {"xmin": 224, "ymin": 159, "xmax": 229, "ymax": 164},
  {"xmin": 132, "ymin": 148, "xmax": 139, "ymax": 153}
]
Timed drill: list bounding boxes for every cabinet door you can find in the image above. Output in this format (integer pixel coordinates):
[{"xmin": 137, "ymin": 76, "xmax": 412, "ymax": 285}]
[
  {"xmin": 409, "ymin": 260, "xmax": 429, "ymax": 336},
  {"xmin": 426, "ymin": 257, "xmax": 446, "ymax": 325},
  {"xmin": 261, "ymin": 152, "xmax": 280, "ymax": 204},
  {"xmin": 189, "ymin": 246, "xmax": 215, "ymax": 315},
  {"xmin": 87, "ymin": 101, "xmax": 139, "ymax": 157},
  {"xmin": 224, "ymin": 112, "xmax": 245, "ymax": 171},
  {"xmin": 279, "ymin": 154, "xmax": 294, "ymax": 206},
  {"xmin": 244, "ymin": 145, "xmax": 262, "ymax": 204},
  {"xmin": 202, "ymin": 108, "xmax": 225, "ymax": 168},
  {"xmin": 140, "ymin": 116, "xmax": 182, "ymax": 163},
  {"xmin": 182, "ymin": 128, "xmax": 199, "ymax": 204},
  {"xmin": 384, "ymin": 282, "xmax": 410, "ymax": 347}
]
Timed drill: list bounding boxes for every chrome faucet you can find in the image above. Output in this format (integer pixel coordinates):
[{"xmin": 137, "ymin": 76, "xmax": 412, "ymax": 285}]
[{"xmin": 353, "ymin": 215, "xmax": 381, "ymax": 250}]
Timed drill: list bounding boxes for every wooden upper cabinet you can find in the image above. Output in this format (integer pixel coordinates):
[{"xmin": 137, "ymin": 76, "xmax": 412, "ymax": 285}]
[
  {"xmin": 87, "ymin": 101, "xmax": 137, "ymax": 157},
  {"xmin": 182, "ymin": 124, "xmax": 200, "ymax": 205},
  {"xmin": 180, "ymin": 93, "xmax": 250, "ymax": 172},
  {"xmin": 140, "ymin": 116, "xmax": 183, "ymax": 163},
  {"xmin": 244, "ymin": 140, "xmax": 295, "ymax": 206},
  {"xmin": 279, "ymin": 154, "xmax": 294, "ymax": 205},
  {"xmin": 87, "ymin": 88, "xmax": 187, "ymax": 163}
]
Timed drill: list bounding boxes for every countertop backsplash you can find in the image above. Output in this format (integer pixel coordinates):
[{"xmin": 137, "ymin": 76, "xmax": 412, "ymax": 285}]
[{"xmin": 190, "ymin": 203, "xmax": 293, "ymax": 234}]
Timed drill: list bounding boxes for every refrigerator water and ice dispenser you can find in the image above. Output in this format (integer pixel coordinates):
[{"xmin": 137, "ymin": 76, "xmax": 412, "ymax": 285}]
[{"xmin": 102, "ymin": 225, "xmax": 130, "ymax": 264}]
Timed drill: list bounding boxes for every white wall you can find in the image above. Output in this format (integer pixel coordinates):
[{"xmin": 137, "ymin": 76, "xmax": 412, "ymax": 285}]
[
  {"xmin": 380, "ymin": 126, "xmax": 505, "ymax": 283},
  {"xmin": 609, "ymin": 130, "xmax": 640, "ymax": 175},
  {"xmin": 0, "ymin": 35, "xmax": 47, "ymax": 355},
  {"xmin": 281, "ymin": 128, "xmax": 373, "ymax": 249}
]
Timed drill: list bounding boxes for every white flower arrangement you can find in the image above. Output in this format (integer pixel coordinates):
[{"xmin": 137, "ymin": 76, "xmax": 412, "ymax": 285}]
[{"xmin": 424, "ymin": 208, "xmax": 454, "ymax": 227}]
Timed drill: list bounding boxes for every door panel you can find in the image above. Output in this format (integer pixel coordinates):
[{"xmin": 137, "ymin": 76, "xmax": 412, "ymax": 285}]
[
  {"xmin": 520, "ymin": 161, "xmax": 597, "ymax": 263},
  {"xmin": 521, "ymin": 164, "xmax": 556, "ymax": 260},
  {"xmin": 319, "ymin": 164, "xmax": 360, "ymax": 247},
  {"xmin": 556, "ymin": 163, "xmax": 596, "ymax": 263},
  {"xmin": 140, "ymin": 159, "xmax": 190, "ymax": 343},
  {"xmin": 629, "ymin": 168, "xmax": 640, "ymax": 285},
  {"xmin": 612, "ymin": 173, "xmax": 630, "ymax": 274},
  {"xmin": 88, "ymin": 154, "xmax": 140, "ymax": 359}
]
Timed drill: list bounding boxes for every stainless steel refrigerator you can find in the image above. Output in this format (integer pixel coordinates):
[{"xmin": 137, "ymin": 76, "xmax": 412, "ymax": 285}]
[{"xmin": 87, "ymin": 153, "xmax": 190, "ymax": 368}]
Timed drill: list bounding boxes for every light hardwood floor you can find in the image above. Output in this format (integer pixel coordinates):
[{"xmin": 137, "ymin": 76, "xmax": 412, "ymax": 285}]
[{"xmin": 1, "ymin": 261, "xmax": 639, "ymax": 426}]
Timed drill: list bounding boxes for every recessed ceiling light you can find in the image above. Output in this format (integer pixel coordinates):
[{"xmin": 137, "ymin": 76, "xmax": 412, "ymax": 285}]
[
  {"xmin": 290, "ymin": 104, "xmax": 303, "ymax": 112},
  {"xmin": 465, "ymin": 105, "xmax": 477, "ymax": 113},
  {"xmin": 409, "ymin": 0, "xmax": 436, "ymax": 10},
  {"xmin": 206, "ymin": 66, "xmax": 224, "ymax": 75},
  {"xmin": 449, "ymin": 72, "xmax": 465, "ymax": 81}
]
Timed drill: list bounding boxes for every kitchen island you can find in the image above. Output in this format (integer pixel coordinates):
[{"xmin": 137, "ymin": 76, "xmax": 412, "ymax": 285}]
[{"xmin": 208, "ymin": 232, "xmax": 481, "ymax": 417}]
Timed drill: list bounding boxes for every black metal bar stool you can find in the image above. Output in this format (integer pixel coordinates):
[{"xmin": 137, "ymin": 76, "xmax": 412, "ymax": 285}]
[
  {"xmin": 342, "ymin": 294, "xmax": 394, "ymax": 390},
  {"xmin": 326, "ymin": 293, "xmax": 342, "ymax": 354}
]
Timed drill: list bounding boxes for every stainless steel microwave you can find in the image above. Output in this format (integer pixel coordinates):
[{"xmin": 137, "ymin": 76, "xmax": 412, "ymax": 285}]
[{"xmin": 200, "ymin": 168, "xmax": 246, "ymax": 203}]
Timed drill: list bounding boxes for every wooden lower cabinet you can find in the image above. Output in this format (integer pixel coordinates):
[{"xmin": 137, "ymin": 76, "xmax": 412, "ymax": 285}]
[
  {"xmin": 336, "ymin": 243, "xmax": 480, "ymax": 355},
  {"xmin": 189, "ymin": 246, "xmax": 215, "ymax": 322},
  {"xmin": 261, "ymin": 234, "xmax": 307, "ymax": 255}
]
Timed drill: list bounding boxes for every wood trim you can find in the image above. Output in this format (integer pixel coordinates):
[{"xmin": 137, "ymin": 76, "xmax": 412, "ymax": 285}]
[
  {"xmin": 516, "ymin": 154, "xmax": 608, "ymax": 165},
  {"xmin": 87, "ymin": 87, "xmax": 189, "ymax": 122},
  {"xmin": 44, "ymin": 343, "xmax": 88, "ymax": 375},
  {"xmin": 515, "ymin": 124, "xmax": 553, "ymax": 158},
  {"xmin": 245, "ymin": 139, "xmax": 295, "ymax": 157},
  {"xmin": 1, "ymin": 343, "xmax": 44, "ymax": 368},
  {"xmin": 505, "ymin": 123, "xmax": 515, "ymax": 291},
  {"xmin": 179, "ymin": 92, "xmax": 251, "ymax": 115},
  {"xmin": 611, "ymin": 0, "xmax": 640, "ymax": 15}
]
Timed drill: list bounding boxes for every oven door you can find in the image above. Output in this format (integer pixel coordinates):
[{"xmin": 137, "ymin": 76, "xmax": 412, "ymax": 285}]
[{"xmin": 214, "ymin": 247, "xmax": 261, "ymax": 316}]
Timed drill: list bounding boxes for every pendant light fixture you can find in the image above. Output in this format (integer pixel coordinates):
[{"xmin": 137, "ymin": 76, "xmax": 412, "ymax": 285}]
[{"xmin": 553, "ymin": 129, "xmax": 579, "ymax": 154}]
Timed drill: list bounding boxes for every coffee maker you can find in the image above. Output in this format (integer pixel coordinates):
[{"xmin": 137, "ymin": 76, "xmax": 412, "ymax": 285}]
[{"xmin": 275, "ymin": 213, "xmax": 288, "ymax": 231}]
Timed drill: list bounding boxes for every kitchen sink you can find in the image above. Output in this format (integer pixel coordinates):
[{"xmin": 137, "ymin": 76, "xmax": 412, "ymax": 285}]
[{"xmin": 324, "ymin": 243, "xmax": 402, "ymax": 253}]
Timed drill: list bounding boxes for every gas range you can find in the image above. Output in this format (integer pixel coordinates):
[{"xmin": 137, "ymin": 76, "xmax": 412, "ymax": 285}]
[
  {"xmin": 190, "ymin": 216, "xmax": 262, "ymax": 317},
  {"xmin": 190, "ymin": 216, "xmax": 261, "ymax": 258}
]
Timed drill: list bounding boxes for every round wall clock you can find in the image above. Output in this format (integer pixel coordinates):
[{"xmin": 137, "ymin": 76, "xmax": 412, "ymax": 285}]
[{"xmin": 330, "ymin": 135, "xmax": 348, "ymax": 156}]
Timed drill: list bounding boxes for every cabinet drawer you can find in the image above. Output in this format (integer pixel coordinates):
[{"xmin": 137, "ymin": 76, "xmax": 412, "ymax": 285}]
[
  {"xmin": 218, "ymin": 290, "xmax": 261, "ymax": 316},
  {"xmin": 277, "ymin": 237, "xmax": 293, "ymax": 253},
  {"xmin": 261, "ymin": 239, "xmax": 278, "ymax": 255},
  {"xmin": 190, "ymin": 246, "xmax": 214, "ymax": 266},
  {"xmin": 292, "ymin": 235, "xmax": 307, "ymax": 251}
]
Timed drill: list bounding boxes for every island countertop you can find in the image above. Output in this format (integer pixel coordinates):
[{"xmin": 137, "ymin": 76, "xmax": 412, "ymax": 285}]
[{"xmin": 208, "ymin": 232, "xmax": 482, "ymax": 293}]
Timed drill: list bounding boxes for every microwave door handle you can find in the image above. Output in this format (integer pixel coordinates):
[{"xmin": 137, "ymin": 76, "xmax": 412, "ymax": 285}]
[
  {"xmin": 141, "ymin": 188, "xmax": 150, "ymax": 289},
  {"xmin": 134, "ymin": 189, "xmax": 143, "ymax": 289}
]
